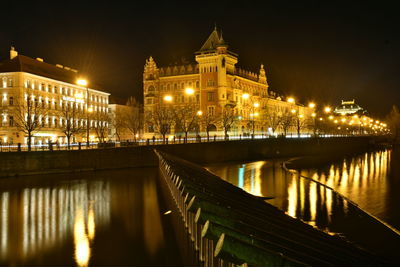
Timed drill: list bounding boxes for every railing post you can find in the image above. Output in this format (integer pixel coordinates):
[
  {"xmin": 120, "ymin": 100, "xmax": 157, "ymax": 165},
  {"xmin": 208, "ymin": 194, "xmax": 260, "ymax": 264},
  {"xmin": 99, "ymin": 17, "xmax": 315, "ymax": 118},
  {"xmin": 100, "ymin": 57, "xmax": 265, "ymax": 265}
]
[{"xmin": 18, "ymin": 143, "xmax": 21, "ymax": 152}]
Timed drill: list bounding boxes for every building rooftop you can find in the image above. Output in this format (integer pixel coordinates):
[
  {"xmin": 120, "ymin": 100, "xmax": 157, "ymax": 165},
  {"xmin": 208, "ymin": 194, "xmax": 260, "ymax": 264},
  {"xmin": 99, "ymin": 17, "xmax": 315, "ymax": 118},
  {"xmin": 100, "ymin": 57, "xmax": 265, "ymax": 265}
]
[
  {"xmin": 334, "ymin": 100, "xmax": 367, "ymax": 115},
  {"xmin": 0, "ymin": 48, "xmax": 106, "ymax": 92}
]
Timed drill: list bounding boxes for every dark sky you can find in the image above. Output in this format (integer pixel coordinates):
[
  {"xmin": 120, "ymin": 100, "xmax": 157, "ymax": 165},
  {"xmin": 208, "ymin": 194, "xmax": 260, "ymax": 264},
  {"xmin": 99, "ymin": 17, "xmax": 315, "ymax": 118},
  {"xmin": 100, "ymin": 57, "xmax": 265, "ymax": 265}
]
[{"xmin": 1, "ymin": 2, "xmax": 399, "ymax": 118}]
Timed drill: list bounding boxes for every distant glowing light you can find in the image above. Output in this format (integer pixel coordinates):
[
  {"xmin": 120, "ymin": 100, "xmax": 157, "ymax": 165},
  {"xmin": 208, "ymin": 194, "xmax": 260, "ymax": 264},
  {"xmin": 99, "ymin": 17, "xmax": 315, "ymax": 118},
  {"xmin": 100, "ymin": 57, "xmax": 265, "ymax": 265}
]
[
  {"xmin": 324, "ymin": 107, "xmax": 332, "ymax": 113},
  {"xmin": 163, "ymin": 95, "xmax": 173, "ymax": 102},
  {"xmin": 185, "ymin": 88, "xmax": 194, "ymax": 95},
  {"xmin": 308, "ymin": 102, "xmax": 316, "ymax": 108},
  {"xmin": 287, "ymin": 97, "xmax": 295, "ymax": 103},
  {"xmin": 76, "ymin": 79, "xmax": 88, "ymax": 87},
  {"xmin": 242, "ymin": 93, "xmax": 250, "ymax": 99}
]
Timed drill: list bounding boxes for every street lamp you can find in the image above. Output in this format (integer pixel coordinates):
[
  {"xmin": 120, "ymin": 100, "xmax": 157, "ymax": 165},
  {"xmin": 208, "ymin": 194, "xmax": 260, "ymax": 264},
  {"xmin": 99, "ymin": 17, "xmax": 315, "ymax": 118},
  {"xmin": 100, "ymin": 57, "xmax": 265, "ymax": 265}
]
[
  {"xmin": 242, "ymin": 93, "xmax": 259, "ymax": 138},
  {"xmin": 76, "ymin": 78, "xmax": 90, "ymax": 148},
  {"xmin": 163, "ymin": 95, "xmax": 173, "ymax": 102},
  {"xmin": 324, "ymin": 106, "xmax": 332, "ymax": 113},
  {"xmin": 185, "ymin": 88, "xmax": 194, "ymax": 95}
]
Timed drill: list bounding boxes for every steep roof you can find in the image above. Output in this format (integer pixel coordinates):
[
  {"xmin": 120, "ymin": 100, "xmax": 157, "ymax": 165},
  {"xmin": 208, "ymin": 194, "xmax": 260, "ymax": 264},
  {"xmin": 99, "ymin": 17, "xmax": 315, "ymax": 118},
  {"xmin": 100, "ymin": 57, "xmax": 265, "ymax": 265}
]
[
  {"xmin": 198, "ymin": 27, "xmax": 226, "ymax": 52},
  {"xmin": 0, "ymin": 54, "xmax": 106, "ymax": 92}
]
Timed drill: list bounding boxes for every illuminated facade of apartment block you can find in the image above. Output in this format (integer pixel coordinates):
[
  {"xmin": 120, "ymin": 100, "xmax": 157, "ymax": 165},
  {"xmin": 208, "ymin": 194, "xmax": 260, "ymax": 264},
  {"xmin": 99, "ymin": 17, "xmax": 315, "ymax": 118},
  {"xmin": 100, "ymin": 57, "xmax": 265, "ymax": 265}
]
[{"xmin": 0, "ymin": 48, "xmax": 110, "ymax": 145}]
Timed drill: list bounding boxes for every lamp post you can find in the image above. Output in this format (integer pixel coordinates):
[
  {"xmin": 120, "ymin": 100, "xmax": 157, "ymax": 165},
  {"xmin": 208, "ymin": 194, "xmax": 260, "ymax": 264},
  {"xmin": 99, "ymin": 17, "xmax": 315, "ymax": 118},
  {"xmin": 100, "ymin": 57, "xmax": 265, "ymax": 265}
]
[
  {"xmin": 242, "ymin": 93, "xmax": 259, "ymax": 138},
  {"xmin": 76, "ymin": 79, "xmax": 90, "ymax": 148},
  {"xmin": 308, "ymin": 102, "xmax": 316, "ymax": 136}
]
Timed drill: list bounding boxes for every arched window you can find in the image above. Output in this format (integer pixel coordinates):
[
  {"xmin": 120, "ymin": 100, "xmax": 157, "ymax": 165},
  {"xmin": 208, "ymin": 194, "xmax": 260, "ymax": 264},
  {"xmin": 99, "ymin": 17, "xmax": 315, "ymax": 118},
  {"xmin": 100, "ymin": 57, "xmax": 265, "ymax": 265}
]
[{"xmin": 148, "ymin": 85, "xmax": 155, "ymax": 92}]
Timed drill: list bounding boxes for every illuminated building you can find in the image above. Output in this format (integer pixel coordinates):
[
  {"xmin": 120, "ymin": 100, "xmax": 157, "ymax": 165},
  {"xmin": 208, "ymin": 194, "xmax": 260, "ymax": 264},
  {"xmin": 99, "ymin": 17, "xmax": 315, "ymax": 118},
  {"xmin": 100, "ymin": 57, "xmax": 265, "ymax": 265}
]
[
  {"xmin": 0, "ymin": 47, "xmax": 110, "ymax": 145},
  {"xmin": 143, "ymin": 27, "xmax": 312, "ymax": 137},
  {"xmin": 334, "ymin": 100, "xmax": 367, "ymax": 116}
]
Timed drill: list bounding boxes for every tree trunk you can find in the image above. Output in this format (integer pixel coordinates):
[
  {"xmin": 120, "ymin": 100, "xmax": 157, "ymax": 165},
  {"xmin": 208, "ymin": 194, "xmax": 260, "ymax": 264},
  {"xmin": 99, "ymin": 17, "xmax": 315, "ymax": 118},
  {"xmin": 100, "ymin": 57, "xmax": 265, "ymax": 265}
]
[
  {"xmin": 207, "ymin": 130, "xmax": 210, "ymax": 142},
  {"xmin": 27, "ymin": 132, "xmax": 32, "ymax": 151},
  {"xmin": 67, "ymin": 135, "xmax": 71, "ymax": 150}
]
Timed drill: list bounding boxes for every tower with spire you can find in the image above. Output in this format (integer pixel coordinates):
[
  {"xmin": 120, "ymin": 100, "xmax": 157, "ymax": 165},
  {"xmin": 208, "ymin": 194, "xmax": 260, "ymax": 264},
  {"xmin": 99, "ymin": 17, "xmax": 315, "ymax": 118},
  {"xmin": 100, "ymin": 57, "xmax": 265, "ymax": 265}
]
[
  {"xmin": 195, "ymin": 26, "xmax": 238, "ymax": 109},
  {"xmin": 141, "ymin": 27, "xmax": 316, "ymax": 139}
]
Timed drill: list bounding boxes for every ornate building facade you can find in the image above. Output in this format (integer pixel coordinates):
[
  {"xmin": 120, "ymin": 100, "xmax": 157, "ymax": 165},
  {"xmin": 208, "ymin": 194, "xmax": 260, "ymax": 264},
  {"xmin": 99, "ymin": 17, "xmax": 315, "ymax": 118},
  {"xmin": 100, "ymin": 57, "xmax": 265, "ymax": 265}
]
[{"xmin": 143, "ymin": 28, "xmax": 312, "ymax": 137}]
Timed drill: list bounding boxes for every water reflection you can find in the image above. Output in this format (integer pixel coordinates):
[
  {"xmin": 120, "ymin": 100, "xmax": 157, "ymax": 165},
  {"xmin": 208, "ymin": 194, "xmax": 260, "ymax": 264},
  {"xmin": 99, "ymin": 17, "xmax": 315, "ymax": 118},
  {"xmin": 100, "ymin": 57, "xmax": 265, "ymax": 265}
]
[
  {"xmin": 0, "ymin": 180, "xmax": 110, "ymax": 265},
  {"xmin": 206, "ymin": 149, "xmax": 398, "ymax": 233},
  {"xmin": 0, "ymin": 168, "xmax": 182, "ymax": 266}
]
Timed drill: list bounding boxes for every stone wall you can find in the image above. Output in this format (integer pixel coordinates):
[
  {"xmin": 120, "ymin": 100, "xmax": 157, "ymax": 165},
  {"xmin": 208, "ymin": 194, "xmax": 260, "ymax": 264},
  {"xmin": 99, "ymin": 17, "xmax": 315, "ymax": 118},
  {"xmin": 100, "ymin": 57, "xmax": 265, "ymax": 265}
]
[{"xmin": 0, "ymin": 136, "xmax": 377, "ymax": 177}]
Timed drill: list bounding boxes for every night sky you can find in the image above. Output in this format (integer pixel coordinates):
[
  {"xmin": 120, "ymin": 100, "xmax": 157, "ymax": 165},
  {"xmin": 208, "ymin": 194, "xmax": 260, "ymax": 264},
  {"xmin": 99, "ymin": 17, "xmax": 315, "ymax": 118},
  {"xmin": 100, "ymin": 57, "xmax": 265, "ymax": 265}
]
[{"xmin": 1, "ymin": 2, "xmax": 399, "ymax": 118}]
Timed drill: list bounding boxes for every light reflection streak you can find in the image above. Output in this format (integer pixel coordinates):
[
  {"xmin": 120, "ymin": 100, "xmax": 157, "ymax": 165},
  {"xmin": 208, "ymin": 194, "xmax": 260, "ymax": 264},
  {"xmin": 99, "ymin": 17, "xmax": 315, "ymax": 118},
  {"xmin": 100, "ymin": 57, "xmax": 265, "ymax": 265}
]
[
  {"xmin": 288, "ymin": 178, "xmax": 297, "ymax": 217},
  {"xmin": 23, "ymin": 189, "xmax": 29, "ymax": 256},
  {"xmin": 0, "ymin": 181, "xmax": 110, "ymax": 262},
  {"xmin": 210, "ymin": 149, "xmax": 392, "ymax": 235},
  {"xmin": 74, "ymin": 208, "xmax": 90, "ymax": 267},
  {"xmin": 1, "ymin": 192, "xmax": 9, "ymax": 256},
  {"xmin": 309, "ymin": 182, "xmax": 317, "ymax": 223}
]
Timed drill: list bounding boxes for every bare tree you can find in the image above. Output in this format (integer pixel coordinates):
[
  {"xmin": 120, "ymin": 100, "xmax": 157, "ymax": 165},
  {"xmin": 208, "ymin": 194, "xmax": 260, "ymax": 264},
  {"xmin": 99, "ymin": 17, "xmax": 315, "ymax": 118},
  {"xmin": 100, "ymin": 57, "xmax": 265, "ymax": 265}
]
[
  {"xmin": 110, "ymin": 108, "xmax": 127, "ymax": 142},
  {"xmin": 147, "ymin": 105, "xmax": 174, "ymax": 144},
  {"xmin": 14, "ymin": 92, "xmax": 46, "ymax": 151},
  {"xmin": 221, "ymin": 105, "xmax": 236, "ymax": 140},
  {"xmin": 279, "ymin": 110, "xmax": 294, "ymax": 136},
  {"xmin": 125, "ymin": 97, "xmax": 143, "ymax": 142},
  {"xmin": 61, "ymin": 101, "xmax": 85, "ymax": 149},
  {"xmin": 293, "ymin": 114, "xmax": 309, "ymax": 137},
  {"xmin": 91, "ymin": 111, "xmax": 109, "ymax": 143},
  {"xmin": 173, "ymin": 104, "xmax": 199, "ymax": 142},
  {"xmin": 262, "ymin": 106, "xmax": 281, "ymax": 136},
  {"xmin": 201, "ymin": 111, "xmax": 218, "ymax": 141}
]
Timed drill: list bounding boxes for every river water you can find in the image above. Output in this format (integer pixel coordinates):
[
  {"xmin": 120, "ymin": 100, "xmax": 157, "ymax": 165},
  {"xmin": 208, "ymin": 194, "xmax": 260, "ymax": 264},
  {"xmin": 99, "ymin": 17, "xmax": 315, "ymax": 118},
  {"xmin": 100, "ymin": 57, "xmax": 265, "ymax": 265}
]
[
  {"xmin": 1, "ymin": 148, "xmax": 399, "ymax": 265},
  {"xmin": 0, "ymin": 168, "xmax": 182, "ymax": 267},
  {"xmin": 206, "ymin": 148, "xmax": 400, "ymax": 261}
]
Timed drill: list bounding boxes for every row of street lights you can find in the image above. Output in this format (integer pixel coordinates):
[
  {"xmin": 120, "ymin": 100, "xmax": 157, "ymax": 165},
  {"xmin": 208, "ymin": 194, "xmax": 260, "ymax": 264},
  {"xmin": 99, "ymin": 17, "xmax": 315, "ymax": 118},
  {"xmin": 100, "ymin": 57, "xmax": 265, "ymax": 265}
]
[{"xmin": 161, "ymin": 89, "xmax": 389, "ymax": 137}]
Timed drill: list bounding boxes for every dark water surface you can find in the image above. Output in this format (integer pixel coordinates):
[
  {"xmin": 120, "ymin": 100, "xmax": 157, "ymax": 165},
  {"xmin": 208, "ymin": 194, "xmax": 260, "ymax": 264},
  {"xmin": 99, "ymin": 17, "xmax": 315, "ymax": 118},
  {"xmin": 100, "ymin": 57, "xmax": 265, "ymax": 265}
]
[
  {"xmin": 206, "ymin": 148, "xmax": 400, "ymax": 261},
  {"xmin": 0, "ymin": 168, "xmax": 182, "ymax": 267}
]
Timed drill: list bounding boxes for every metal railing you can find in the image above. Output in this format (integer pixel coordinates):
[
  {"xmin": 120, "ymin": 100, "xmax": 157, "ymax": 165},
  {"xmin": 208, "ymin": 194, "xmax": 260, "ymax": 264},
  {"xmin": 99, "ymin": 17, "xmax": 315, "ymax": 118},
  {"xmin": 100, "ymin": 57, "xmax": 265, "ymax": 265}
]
[{"xmin": 0, "ymin": 132, "xmax": 385, "ymax": 152}]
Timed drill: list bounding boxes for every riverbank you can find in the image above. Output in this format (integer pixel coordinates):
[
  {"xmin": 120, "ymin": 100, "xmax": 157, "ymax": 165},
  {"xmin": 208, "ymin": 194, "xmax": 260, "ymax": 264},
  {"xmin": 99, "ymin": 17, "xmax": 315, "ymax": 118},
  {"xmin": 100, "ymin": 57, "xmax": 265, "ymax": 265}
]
[{"xmin": 0, "ymin": 136, "xmax": 384, "ymax": 177}]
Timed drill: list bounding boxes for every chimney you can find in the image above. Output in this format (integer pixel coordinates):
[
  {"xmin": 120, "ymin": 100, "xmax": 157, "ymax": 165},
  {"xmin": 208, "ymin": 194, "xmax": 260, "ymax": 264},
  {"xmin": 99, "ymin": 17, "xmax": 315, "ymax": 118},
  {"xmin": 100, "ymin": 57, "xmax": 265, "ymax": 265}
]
[{"xmin": 10, "ymin": 47, "xmax": 18, "ymax": 59}]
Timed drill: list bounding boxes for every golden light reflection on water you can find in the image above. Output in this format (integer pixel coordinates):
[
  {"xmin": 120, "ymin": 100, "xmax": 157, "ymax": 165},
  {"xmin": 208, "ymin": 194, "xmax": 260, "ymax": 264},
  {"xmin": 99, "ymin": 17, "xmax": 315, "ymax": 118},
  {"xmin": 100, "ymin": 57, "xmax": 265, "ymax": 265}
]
[
  {"xmin": 287, "ymin": 178, "xmax": 297, "ymax": 218},
  {"xmin": 74, "ymin": 208, "xmax": 91, "ymax": 267},
  {"xmin": 207, "ymin": 149, "xmax": 392, "ymax": 232},
  {"xmin": 0, "ymin": 180, "xmax": 110, "ymax": 265}
]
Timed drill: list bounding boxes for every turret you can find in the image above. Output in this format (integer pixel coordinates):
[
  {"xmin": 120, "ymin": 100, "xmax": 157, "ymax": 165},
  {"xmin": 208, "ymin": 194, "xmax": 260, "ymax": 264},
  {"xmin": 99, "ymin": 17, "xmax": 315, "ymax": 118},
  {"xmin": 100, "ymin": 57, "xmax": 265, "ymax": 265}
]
[
  {"xmin": 258, "ymin": 64, "xmax": 267, "ymax": 85},
  {"xmin": 143, "ymin": 56, "xmax": 159, "ymax": 80},
  {"xmin": 10, "ymin": 47, "xmax": 18, "ymax": 59}
]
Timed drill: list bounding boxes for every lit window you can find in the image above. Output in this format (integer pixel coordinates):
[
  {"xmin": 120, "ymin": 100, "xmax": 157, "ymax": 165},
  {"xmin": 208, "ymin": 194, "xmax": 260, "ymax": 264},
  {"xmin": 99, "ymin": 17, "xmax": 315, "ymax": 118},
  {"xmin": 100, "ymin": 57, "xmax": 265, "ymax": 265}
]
[
  {"xmin": 9, "ymin": 116, "xmax": 14, "ymax": 127},
  {"xmin": 207, "ymin": 92, "xmax": 215, "ymax": 101},
  {"xmin": 208, "ymin": 106, "xmax": 215, "ymax": 116},
  {"xmin": 207, "ymin": 80, "xmax": 215, "ymax": 87}
]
